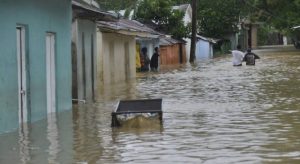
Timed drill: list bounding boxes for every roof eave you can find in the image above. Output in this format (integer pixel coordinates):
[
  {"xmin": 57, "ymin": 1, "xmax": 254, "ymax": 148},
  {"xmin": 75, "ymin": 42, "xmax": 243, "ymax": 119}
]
[
  {"xmin": 72, "ymin": 1, "xmax": 117, "ymax": 21},
  {"xmin": 98, "ymin": 27, "xmax": 160, "ymax": 38}
]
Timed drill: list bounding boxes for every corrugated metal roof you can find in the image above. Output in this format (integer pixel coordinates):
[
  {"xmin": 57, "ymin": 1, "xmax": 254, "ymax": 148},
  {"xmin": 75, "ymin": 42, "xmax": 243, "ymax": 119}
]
[
  {"xmin": 197, "ymin": 35, "xmax": 217, "ymax": 44},
  {"xmin": 159, "ymin": 37, "xmax": 185, "ymax": 46},
  {"xmin": 72, "ymin": 0, "xmax": 117, "ymax": 20},
  {"xmin": 172, "ymin": 4, "xmax": 190, "ymax": 12},
  {"xmin": 97, "ymin": 19, "xmax": 162, "ymax": 38}
]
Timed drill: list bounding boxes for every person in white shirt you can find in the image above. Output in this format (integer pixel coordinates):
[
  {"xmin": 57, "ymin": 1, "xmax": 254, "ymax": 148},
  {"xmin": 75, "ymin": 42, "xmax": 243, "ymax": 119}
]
[{"xmin": 231, "ymin": 45, "xmax": 244, "ymax": 66}]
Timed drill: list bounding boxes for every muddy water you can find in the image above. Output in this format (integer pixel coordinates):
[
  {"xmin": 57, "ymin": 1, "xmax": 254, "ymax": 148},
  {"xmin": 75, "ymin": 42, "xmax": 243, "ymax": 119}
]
[{"xmin": 1, "ymin": 48, "xmax": 300, "ymax": 164}]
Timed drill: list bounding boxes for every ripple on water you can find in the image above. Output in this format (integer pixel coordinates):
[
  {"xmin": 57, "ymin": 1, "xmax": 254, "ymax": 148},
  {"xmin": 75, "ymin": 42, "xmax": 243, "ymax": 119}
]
[{"xmin": 2, "ymin": 52, "xmax": 300, "ymax": 163}]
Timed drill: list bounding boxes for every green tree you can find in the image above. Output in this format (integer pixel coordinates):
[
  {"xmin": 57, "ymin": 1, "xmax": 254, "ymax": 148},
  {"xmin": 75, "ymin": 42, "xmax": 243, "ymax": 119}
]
[
  {"xmin": 136, "ymin": 0, "xmax": 172, "ymax": 25},
  {"xmin": 170, "ymin": 0, "xmax": 190, "ymax": 5},
  {"xmin": 135, "ymin": 0, "xmax": 189, "ymax": 39},
  {"xmin": 197, "ymin": 0, "xmax": 243, "ymax": 38},
  {"xmin": 255, "ymin": 0, "xmax": 300, "ymax": 31}
]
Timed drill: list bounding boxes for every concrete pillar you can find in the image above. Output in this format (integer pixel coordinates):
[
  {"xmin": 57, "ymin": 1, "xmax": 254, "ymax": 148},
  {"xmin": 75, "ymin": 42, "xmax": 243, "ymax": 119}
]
[{"xmin": 251, "ymin": 25, "xmax": 258, "ymax": 49}]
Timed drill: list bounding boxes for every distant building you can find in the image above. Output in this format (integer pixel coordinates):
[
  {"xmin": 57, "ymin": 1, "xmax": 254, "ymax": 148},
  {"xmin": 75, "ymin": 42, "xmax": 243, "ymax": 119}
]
[
  {"xmin": 173, "ymin": 4, "xmax": 218, "ymax": 61},
  {"xmin": 195, "ymin": 36, "xmax": 217, "ymax": 60},
  {"xmin": 172, "ymin": 4, "xmax": 192, "ymax": 26},
  {"xmin": 291, "ymin": 25, "xmax": 300, "ymax": 49},
  {"xmin": 172, "ymin": 4, "xmax": 193, "ymax": 62},
  {"xmin": 115, "ymin": 9, "xmax": 135, "ymax": 20},
  {"xmin": 239, "ymin": 20, "xmax": 262, "ymax": 50},
  {"xmin": 159, "ymin": 37, "xmax": 187, "ymax": 65},
  {"xmin": 0, "ymin": 0, "xmax": 72, "ymax": 133}
]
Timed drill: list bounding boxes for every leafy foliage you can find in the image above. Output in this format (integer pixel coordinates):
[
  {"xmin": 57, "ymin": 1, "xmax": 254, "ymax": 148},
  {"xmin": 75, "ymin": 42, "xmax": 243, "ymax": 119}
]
[
  {"xmin": 244, "ymin": 0, "xmax": 300, "ymax": 31},
  {"xmin": 240, "ymin": 0, "xmax": 300, "ymax": 43},
  {"xmin": 170, "ymin": 0, "xmax": 190, "ymax": 5},
  {"xmin": 96, "ymin": 0, "xmax": 300, "ymax": 40},
  {"xmin": 136, "ymin": 0, "xmax": 173, "ymax": 25},
  {"xmin": 135, "ymin": 0, "xmax": 189, "ymax": 39},
  {"xmin": 197, "ymin": 0, "xmax": 242, "ymax": 38}
]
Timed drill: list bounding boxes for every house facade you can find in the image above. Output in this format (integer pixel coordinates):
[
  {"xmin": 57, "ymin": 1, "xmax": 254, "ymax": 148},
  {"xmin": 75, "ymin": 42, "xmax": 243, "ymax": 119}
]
[
  {"xmin": 72, "ymin": 0, "xmax": 115, "ymax": 103},
  {"xmin": 0, "ymin": 0, "xmax": 72, "ymax": 133},
  {"xmin": 159, "ymin": 37, "xmax": 187, "ymax": 65},
  {"xmin": 96, "ymin": 31, "xmax": 136, "ymax": 85},
  {"xmin": 173, "ymin": 4, "xmax": 192, "ymax": 62},
  {"xmin": 96, "ymin": 19, "xmax": 160, "ymax": 90},
  {"xmin": 172, "ymin": 4, "xmax": 192, "ymax": 27},
  {"xmin": 72, "ymin": 18, "xmax": 97, "ymax": 103},
  {"xmin": 239, "ymin": 20, "xmax": 261, "ymax": 50},
  {"xmin": 195, "ymin": 36, "xmax": 216, "ymax": 60}
]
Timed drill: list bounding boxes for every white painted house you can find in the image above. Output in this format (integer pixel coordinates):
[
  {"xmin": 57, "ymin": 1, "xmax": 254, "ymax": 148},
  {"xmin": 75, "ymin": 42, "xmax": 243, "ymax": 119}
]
[
  {"xmin": 172, "ymin": 4, "xmax": 193, "ymax": 61},
  {"xmin": 172, "ymin": 4, "xmax": 192, "ymax": 26},
  {"xmin": 173, "ymin": 4, "xmax": 217, "ymax": 61}
]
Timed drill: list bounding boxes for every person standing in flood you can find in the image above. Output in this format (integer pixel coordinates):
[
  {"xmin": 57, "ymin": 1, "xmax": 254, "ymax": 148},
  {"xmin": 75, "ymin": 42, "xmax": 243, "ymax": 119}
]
[
  {"xmin": 140, "ymin": 47, "xmax": 150, "ymax": 72},
  {"xmin": 150, "ymin": 47, "xmax": 159, "ymax": 71},
  {"xmin": 243, "ymin": 48, "xmax": 260, "ymax": 65},
  {"xmin": 136, "ymin": 44, "xmax": 141, "ymax": 72},
  {"xmin": 231, "ymin": 45, "xmax": 244, "ymax": 66}
]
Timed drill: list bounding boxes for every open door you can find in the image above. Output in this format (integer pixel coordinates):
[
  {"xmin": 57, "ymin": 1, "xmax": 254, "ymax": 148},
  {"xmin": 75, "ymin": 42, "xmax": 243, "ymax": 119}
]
[{"xmin": 46, "ymin": 33, "xmax": 56, "ymax": 114}]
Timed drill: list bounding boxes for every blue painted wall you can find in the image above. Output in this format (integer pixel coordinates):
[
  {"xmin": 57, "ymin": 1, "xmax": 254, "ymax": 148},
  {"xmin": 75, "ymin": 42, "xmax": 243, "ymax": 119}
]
[
  {"xmin": 0, "ymin": 0, "xmax": 72, "ymax": 133},
  {"xmin": 196, "ymin": 40, "xmax": 213, "ymax": 60}
]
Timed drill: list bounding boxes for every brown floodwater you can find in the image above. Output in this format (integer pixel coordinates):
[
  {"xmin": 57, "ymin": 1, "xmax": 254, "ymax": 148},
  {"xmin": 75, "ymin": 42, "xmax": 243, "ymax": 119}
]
[{"xmin": 1, "ymin": 47, "xmax": 300, "ymax": 164}]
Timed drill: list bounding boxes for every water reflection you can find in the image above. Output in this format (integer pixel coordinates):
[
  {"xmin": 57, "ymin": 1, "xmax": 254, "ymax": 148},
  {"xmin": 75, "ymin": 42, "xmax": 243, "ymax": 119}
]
[
  {"xmin": 72, "ymin": 104, "xmax": 104, "ymax": 163},
  {"xmin": 47, "ymin": 114, "xmax": 59, "ymax": 164},
  {"xmin": 1, "ymin": 48, "xmax": 300, "ymax": 163},
  {"xmin": 112, "ymin": 117, "xmax": 164, "ymax": 136},
  {"xmin": 19, "ymin": 123, "xmax": 30, "ymax": 164}
]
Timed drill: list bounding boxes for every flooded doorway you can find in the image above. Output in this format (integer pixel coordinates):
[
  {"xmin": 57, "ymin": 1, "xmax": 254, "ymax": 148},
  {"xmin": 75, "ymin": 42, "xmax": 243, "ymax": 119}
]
[
  {"xmin": 46, "ymin": 32, "xmax": 56, "ymax": 114},
  {"xmin": 16, "ymin": 26, "xmax": 28, "ymax": 123}
]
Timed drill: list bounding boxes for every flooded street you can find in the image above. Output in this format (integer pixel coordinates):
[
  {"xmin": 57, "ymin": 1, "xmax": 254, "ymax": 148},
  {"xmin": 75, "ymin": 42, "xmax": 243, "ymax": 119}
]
[{"xmin": 1, "ymin": 47, "xmax": 300, "ymax": 164}]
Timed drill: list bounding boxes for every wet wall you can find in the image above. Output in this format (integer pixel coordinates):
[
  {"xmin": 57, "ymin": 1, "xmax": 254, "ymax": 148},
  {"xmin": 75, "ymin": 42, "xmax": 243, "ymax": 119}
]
[{"xmin": 0, "ymin": 0, "xmax": 72, "ymax": 133}]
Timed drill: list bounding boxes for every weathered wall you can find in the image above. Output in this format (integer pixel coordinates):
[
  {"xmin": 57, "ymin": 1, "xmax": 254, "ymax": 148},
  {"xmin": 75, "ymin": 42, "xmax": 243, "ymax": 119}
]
[
  {"xmin": 72, "ymin": 19, "xmax": 97, "ymax": 103},
  {"xmin": 97, "ymin": 31, "xmax": 136, "ymax": 86},
  {"xmin": 0, "ymin": 0, "xmax": 72, "ymax": 133},
  {"xmin": 196, "ymin": 40, "xmax": 213, "ymax": 60},
  {"xmin": 160, "ymin": 44, "xmax": 186, "ymax": 65},
  {"xmin": 184, "ymin": 38, "xmax": 191, "ymax": 62}
]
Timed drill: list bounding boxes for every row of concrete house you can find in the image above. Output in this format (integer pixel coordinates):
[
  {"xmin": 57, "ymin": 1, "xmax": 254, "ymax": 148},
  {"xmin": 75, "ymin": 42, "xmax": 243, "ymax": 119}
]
[
  {"xmin": 0, "ymin": 0, "xmax": 186, "ymax": 133},
  {"xmin": 0, "ymin": 0, "xmax": 259, "ymax": 133}
]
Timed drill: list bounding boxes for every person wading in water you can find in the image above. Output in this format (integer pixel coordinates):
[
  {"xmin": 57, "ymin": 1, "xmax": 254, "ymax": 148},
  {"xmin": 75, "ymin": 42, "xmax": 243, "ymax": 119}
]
[
  {"xmin": 243, "ymin": 48, "xmax": 260, "ymax": 65},
  {"xmin": 150, "ymin": 47, "xmax": 159, "ymax": 71},
  {"xmin": 231, "ymin": 45, "xmax": 244, "ymax": 66}
]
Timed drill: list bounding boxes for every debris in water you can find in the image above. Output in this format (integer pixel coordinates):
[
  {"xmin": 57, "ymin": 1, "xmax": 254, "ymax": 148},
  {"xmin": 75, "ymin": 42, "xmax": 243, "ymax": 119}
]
[{"xmin": 111, "ymin": 99, "xmax": 163, "ymax": 127}]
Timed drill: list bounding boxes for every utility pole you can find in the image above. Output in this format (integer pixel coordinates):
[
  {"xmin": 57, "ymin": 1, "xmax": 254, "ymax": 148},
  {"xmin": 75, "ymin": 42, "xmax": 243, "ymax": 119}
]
[{"xmin": 190, "ymin": 0, "xmax": 197, "ymax": 63}]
